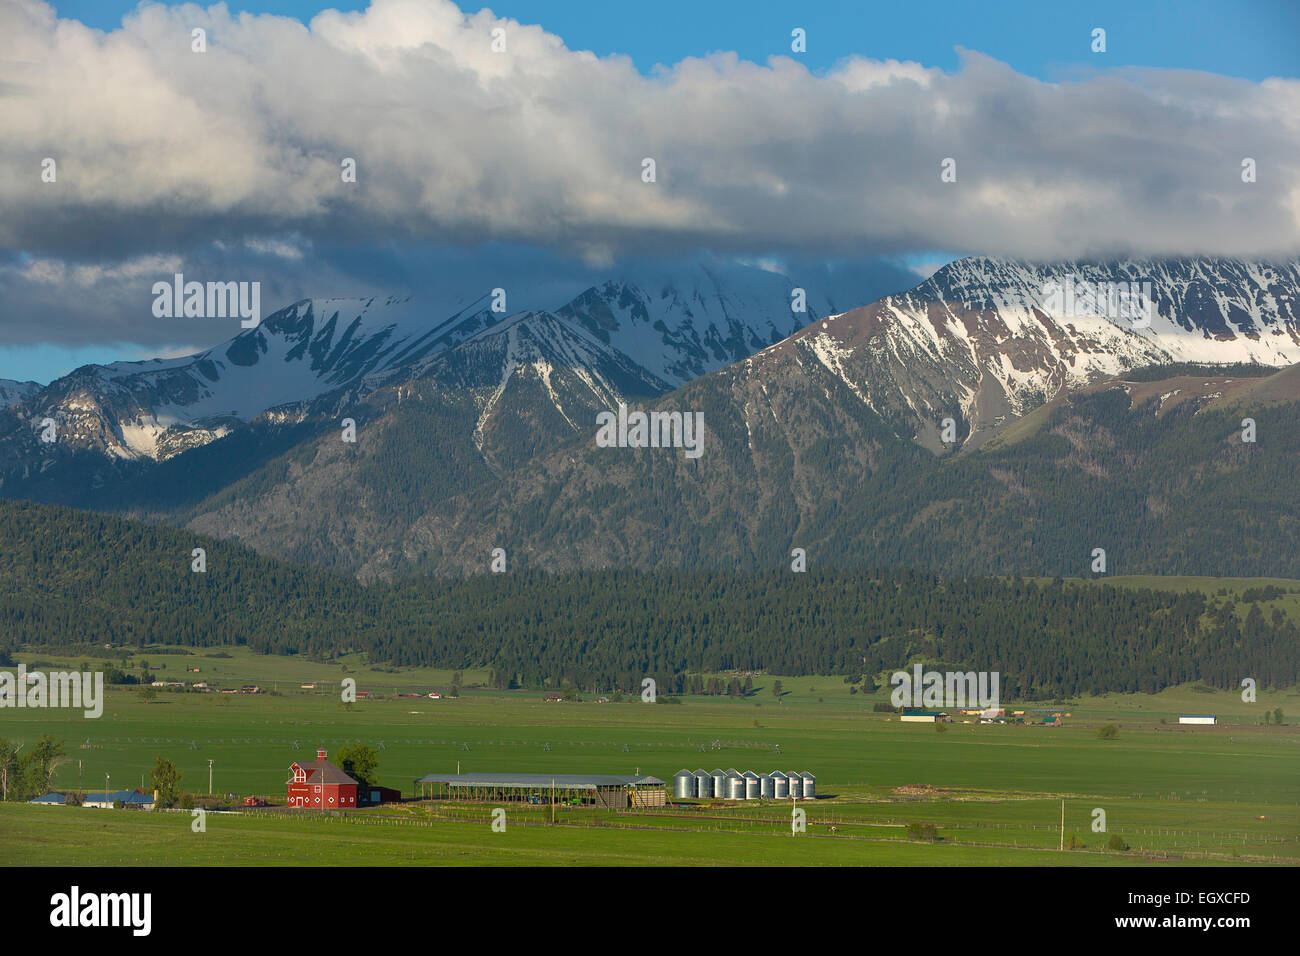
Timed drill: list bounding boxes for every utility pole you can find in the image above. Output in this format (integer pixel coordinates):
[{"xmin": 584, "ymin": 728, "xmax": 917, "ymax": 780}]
[
  {"xmin": 105, "ymin": 772, "xmax": 110, "ymax": 807},
  {"xmin": 551, "ymin": 779, "xmax": 555, "ymax": 824},
  {"xmin": 208, "ymin": 759, "xmax": 214, "ymax": 796},
  {"xmin": 78, "ymin": 759, "xmax": 82, "ymax": 794},
  {"xmin": 1060, "ymin": 799, "xmax": 1065, "ymax": 851}
]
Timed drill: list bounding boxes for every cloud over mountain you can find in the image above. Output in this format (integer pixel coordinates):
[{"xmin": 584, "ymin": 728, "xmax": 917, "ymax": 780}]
[{"xmin": 2, "ymin": 0, "xmax": 1298, "ymax": 263}]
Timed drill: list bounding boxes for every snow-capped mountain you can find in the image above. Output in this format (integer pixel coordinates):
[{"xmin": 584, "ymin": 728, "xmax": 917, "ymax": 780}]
[
  {"xmin": 0, "ymin": 379, "xmax": 40, "ymax": 411},
  {"xmin": 552, "ymin": 262, "xmax": 859, "ymax": 388},
  {"xmin": 0, "ymin": 263, "xmax": 851, "ymax": 467},
  {"xmin": 1, "ymin": 294, "xmax": 502, "ymax": 462},
  {"xmin": 737, "ymin": 257, "xmax": 1300, "ymax": 449},
  {"xmin": 4, "ymin": 255, "xmax": 1299, "ymax": 524}
]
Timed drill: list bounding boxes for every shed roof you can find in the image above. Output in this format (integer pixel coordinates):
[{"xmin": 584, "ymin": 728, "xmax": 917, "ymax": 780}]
[
  {"xmin": 414, "ymin": 772, "xmax": 664, "ymax": 790},
  {"xmin": 85, "ymin": 790, "xmax": 154, "ymax": 804}
]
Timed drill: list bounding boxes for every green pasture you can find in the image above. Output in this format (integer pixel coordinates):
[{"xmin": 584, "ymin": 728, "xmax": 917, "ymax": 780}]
[{"xmin": 1, "ymin": 647, "xmax": 1296, "ymax": 865}]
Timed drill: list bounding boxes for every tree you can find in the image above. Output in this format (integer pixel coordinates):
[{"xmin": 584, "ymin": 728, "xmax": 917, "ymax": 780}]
[
  {"xmin": 1274, "ymin": 708, "xmax": 1284, "ymax": 726},
  {"xmin": 772, "ymin": 680, "xmax": 783, "ymax": 701},
  {"xmin": 149, "ymin": 756, "xmax": 183, "ymax": 809},
  {"xmin": 0, "ymin": 739, "xmax": 29, "ymax": 802},
  {"xmin": 1096, "ymin": 724, "xmax": 1119, "ymax": 740},
  {"xmin": 1107, "ymin": 833, "xmax": 1130, "ymax": 851},
  {"xmin": 336, "ymin": 742, "xmax": 379, "ymax": 792},
  {"xmin": 29, "ymin": 734, "xmax": 64, "ymax": 795}
]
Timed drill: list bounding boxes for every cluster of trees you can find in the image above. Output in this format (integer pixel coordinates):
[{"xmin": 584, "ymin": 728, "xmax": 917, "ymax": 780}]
[
  {"xmin": 335, "ymin": 742, "xmax": 379, "ymax": 792},
  {"xmin": 0, "ymin": 734, "xmax": 65, "ymax": 802}
]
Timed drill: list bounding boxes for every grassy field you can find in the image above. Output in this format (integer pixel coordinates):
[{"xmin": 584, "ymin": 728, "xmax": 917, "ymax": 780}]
[{"xmin": 2, "ymin": 644, "xmax": 1296, "ymax": 866}]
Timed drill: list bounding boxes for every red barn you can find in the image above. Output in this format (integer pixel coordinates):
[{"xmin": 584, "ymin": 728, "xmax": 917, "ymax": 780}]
[{"xmin": 286, "ymin": 749, "xmax": 358, "ymax": 809}]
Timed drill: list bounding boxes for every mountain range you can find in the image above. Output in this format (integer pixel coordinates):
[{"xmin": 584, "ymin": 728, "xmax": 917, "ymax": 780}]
[{"xmin": 3, "ymin": 255, "xmax": 1299, "ymax": 580}]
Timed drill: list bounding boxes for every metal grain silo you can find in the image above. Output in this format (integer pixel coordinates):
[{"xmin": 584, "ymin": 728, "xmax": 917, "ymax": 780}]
[
  {"xmin": 760, "ymin": 772, "xmax": 775, "ymax": 799},
  {"xmin": 743, "ymin": 770, "xmax": 761, "ymax": 800},
  {"xmin": 786, "ymin": 771, "xmax": 802, "ymax": 799},
  {"xmin": 693, "ymin": 769, "xmax": 711, "ymax": 799},
  {"xmin": 710, "ymin": 769, "xmax": 727, "ymax": 799},
  {"xmin": 673, "ymin": 769, "xmax": 694, "ymax": 800},
  {"xmin": 800, "ymin": 771, "xmax": 815, "ymax": 800},
  {"xmin": 726, "ymin": 772, "xmax": 745, "ymax": 801},
  {"xmin": 770, "ymin": 771, "xmax": 788, "ymax": 799}
]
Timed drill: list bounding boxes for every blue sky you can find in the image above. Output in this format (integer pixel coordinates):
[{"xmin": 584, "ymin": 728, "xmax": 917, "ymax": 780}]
[
  {"xmin": 48, "ymin": 0, "xmax": 1300, "ymax": 81},
  {"xmin": 5, "ymin": 0, "xmax": 1299, "ymax": 383}
]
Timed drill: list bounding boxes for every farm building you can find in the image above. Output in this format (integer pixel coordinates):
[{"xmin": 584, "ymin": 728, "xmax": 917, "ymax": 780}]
[
  {"xmin": 83, "ymin": 790, "xmax": 154, "ymax": 809},
  {"xmin": 360, "ymin": 786, "xmax": 402, "ymax": 806},
  {"xmin": 710, "ymin": 768, "xmax": 727, "ymax": 797},
  {"xmin": 414, "ymin": 772, "xmax": 666, "ymax": 808},
  {"xmin": 770, "ymin": 771, "xmax": 789, "ymax": 798},
  {"xmin": 673, "ymin": 769, "xmax": 693, "ymax": 799},
  {"xmin": 29, "ymin": 792, "xmax": 67, "ymax": 805},
  {"xmin": 286, "ymin": 749, "xmax": 359, "ymax": 809},
  {"xmin": 670, "ymin": 769, "xmax": 815, "ymax": 802},
  {"xmin": 1179, "ymin": 715, "xmax": 1218, "ymax": 725},
  {"xmin": 900, "ymin": 711, "xmax": 951, "ymax": 723},
  {"xmin": 800, "ymin": 772, "xmax": 816, "ymax": 799},
  {"xmin": 693, "ymin": 769, "xmax": 711, "ymax": 798}
]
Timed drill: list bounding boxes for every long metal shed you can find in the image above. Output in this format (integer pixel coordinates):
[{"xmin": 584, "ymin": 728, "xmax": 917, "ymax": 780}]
[{"xmin": 415, "ymin": 772, "xmax": 667, "ymax": 808}]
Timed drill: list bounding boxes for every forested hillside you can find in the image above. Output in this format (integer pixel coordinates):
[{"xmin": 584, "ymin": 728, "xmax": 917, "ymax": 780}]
[{"xmin": 3, "ymin": 500, "xmax": 1296, "ymax": 697}]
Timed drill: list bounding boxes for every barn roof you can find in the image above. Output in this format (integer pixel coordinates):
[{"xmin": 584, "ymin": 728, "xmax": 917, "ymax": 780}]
[{"xmin": 291, "ymin": 759, "xmax": 359, "ymax": 785}]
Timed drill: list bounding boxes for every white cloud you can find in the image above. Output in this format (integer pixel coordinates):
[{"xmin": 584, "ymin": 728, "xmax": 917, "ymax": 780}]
[{"xmin": 0, "ymin": 0, "xmax": 1297, "ymax": 287}]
